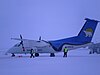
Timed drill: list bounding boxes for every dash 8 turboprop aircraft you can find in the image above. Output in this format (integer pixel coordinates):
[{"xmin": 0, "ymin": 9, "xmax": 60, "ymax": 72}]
[{"xmin": 6, "ymin": 18, "xmax": 99, "ymax": 57}]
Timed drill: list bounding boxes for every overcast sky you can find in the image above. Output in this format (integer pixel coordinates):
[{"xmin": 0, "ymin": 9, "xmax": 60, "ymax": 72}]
[{"xmin": 0, "ymin": 0, "xmax": 100, "ymax": 50}]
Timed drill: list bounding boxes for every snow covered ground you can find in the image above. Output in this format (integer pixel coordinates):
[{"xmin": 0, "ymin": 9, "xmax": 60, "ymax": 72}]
[{"xmin": 0, "ymin": 49, "xmax": 100, "ymax": 75}]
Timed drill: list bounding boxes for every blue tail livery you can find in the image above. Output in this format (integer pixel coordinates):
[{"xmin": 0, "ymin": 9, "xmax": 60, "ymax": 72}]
[{"xmin": 49, "ymin": 18, "xmax": 99, "ymax": 51}]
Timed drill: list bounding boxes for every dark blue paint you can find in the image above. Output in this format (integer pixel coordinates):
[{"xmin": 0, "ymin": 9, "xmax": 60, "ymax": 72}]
[{"xmin": 49, "ymin": 18, "xmax": 99, "ymax": 51}]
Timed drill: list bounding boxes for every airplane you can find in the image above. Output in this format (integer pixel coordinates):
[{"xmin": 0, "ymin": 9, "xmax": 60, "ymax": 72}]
[{"xmin": 6, "ymin": 18, "xmax": 99, "ymax": 57}]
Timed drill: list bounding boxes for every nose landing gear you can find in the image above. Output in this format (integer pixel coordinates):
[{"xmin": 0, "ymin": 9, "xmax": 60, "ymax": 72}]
[{"xmin": 11, "ymin": 53, "xmax": 15, "ymax": 57}]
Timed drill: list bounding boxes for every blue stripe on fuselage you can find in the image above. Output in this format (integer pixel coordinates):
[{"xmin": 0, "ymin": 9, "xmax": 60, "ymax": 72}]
[{"xmin": 49, "ymin": 36, "xmax": 90, "ymax": 51}]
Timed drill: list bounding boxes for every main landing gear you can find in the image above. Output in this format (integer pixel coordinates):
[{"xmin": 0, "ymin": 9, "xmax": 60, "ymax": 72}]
[
  {"xmin": 50, "ymin": 53, "xmax": 55, "ymax": 57},
  {"xmin": 35, "ymin": 53, "xmax": 39, "ymax": 57}
]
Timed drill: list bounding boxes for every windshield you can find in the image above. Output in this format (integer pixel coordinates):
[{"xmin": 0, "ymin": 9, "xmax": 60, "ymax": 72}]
[{"xmin": 14, "ymin": 43, "xmax": 20, "ymax": 47}]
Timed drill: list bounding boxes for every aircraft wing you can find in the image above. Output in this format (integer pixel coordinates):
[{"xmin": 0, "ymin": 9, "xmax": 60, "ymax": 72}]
[
  {"xmin": 11, "ymin": 38, "xmax": 35, "ymax": 42},
  {"xmin": 11, "ymin": 38, "xmax": 49, "ymax": 45}
]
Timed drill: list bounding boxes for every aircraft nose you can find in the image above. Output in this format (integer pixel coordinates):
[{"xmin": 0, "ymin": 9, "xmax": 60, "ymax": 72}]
[{"xmin": 6, "ymin": 47, "xmax": 15, "ymax": 54}]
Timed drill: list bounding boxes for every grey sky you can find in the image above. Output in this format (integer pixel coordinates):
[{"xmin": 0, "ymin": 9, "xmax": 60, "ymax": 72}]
[{"xmin": 0, "ymin": 0, "xmax": 100, "ymax": 50}]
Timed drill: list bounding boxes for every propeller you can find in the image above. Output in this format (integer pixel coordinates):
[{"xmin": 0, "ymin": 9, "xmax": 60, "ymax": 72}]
[
  {"xmin": 38, "ymin": 36, "xmax": 49, "ymax": 43},
  {"xmin": 19, "ymin": 34, "xmax": 25, "ymax": 51},
  {"xmin": 39, "ymin": 36, "xmax": 41, "ymax": 41}
]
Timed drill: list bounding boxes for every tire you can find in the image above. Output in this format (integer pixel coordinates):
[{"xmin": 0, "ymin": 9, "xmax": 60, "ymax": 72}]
[
  {"xmin": 35, "ymin": 53, "xmax": 39, "ymax": 57},
  {"xmin": 50, "ymin": 53, "xmax": 55, "ymax": 57}
]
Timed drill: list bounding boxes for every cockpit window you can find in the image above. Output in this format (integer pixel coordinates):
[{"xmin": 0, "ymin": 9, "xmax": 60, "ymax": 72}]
[{"xmin": 14, "ymin": 43, "xmax": 20, "ymax": 47}]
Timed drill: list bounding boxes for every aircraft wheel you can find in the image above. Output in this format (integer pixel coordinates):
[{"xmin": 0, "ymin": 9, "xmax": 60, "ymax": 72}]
[
  {"xmin": 11, "ymin": 53, "xmax": 15, "ymax": 57},
  {"xmin": 89, "ymin": 51, "xmax": 92, "ymax": 54},
  {"xmin": 50, "ymin": 53, "xmax": 55, "ymax": 57},
  {"xmin": 35, "ymin": 53, "xmax": 39, "ymax": 57}
]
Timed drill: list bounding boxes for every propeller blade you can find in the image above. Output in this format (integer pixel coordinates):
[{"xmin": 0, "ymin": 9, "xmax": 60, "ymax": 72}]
[
  {"xmin": 39, "ymin": 36, "xmax": 41, "ymax": 41},
  {"xmin": 19, "ymin": 34, "xmax": 25, "ymax": 51},
  {"xmin": 22, "ymin": 47, "xmax": 25, "ymax": 51},
  {"xmin": 20, "ymin": 34, "xmax": 22, "ymax": 39}
]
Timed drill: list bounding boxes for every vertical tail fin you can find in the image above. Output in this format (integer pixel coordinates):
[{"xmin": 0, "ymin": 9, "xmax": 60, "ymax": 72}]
[{"xmin": 78, "ymin": 18, "xmax": 99, "ymax": 43}]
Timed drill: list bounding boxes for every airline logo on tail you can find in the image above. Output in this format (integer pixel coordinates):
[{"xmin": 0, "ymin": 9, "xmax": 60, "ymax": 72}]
[{"xmin": 84, "ymin": 28, "xmax": 93, "ymax": 37}]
